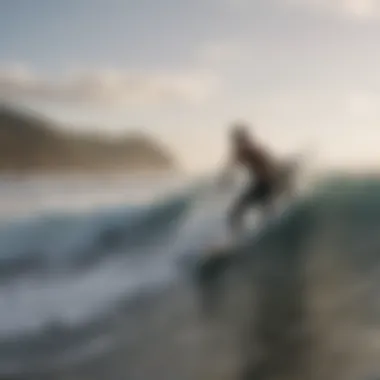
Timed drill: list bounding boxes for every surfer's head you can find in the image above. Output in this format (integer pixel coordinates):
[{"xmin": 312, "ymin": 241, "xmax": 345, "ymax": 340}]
[{"xmin": 230, "ymin": 121, "xmax": 251, "ymax": 145}]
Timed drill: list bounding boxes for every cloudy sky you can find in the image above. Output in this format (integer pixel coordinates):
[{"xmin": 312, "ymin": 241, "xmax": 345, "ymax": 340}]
[{"xmin": 1, "ymin": 0, "xmax": 380, "ymax": 171}]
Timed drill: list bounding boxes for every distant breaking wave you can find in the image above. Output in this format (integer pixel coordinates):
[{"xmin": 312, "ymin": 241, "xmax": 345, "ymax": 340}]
[{"xmin": 0, "ymin": 191, "xmax": 192, "ymax": 281}]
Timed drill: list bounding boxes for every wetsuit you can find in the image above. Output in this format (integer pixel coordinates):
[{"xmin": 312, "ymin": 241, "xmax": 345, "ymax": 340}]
[{"xmin": 228, "ymin": 143, "xmax": 276, "ymax": 232}]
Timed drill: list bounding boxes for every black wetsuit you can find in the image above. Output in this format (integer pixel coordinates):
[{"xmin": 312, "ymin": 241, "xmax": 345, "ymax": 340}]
[{"xmin": 228, "ymin": 143, "xmax": 275, "ymax": 231}]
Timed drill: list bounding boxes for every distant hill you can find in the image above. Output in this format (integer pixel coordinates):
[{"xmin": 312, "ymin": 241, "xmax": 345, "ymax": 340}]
[{"xmin": 0, "ymin": 106, "xmax": 178, "ymax": 173}]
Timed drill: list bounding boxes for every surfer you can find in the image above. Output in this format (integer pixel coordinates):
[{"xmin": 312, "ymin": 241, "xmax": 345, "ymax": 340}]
[{"xmin": 219, "ymin": 122, "xmax": 279, "ymax": 236}]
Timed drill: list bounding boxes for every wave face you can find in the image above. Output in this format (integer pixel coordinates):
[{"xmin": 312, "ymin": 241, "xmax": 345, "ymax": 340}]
[
  {"xmin": 0, "ymin": 175, "xmax": 197, "ymax": 374},
  {"xmin": 2, "ymin": 174, "xmax": 380, "ymax": 380}
]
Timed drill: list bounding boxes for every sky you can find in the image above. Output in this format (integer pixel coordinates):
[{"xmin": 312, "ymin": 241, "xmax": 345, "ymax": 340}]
[{"xmin": 1, "ymin": 0, "xmax": 380, "ymax": 172}]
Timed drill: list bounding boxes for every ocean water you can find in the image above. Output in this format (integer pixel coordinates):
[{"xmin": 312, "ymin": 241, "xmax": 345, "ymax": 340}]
[
  {"xmin": 0, "ymin": 172, "xmax": 242, "ymax": 377},
  {"xmin": 2, "ymin": 172, "xmax": 380, "ymax": 380}
]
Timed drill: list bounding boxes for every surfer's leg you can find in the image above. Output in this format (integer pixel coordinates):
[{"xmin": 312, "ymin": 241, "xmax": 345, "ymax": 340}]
[
  {"xmin": 257, "ymin": 181, "xmax": 276, "ymax": 223},
  {"xmin": 228, "ymin": 180, "xmax": 274, "ymax": 234},
  {"xmin": 228, "ymin": 181, "xmax": 268, "ymax": 234}
]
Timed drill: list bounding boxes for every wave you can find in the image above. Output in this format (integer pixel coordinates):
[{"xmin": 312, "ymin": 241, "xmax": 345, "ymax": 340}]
[
  {"xmin": 190, "ymin": 175, "xmax": 380, "ymax": 310},
  {"xmin": 3, "ymin": 173, "xmax": 380, "ymax": 378},
  {"xmin": 0, "ymin": 190, "xmax": 192, "ymax": 282}
]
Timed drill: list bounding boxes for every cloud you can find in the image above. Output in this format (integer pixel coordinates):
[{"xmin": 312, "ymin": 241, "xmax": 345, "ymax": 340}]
[
  {"xmin": 286, "ymin": 0, "xmax": 380, "ymax": 20},
  {"xmin": 0, "ymin": 65, "xmax": 220, "ymax": 107}
]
